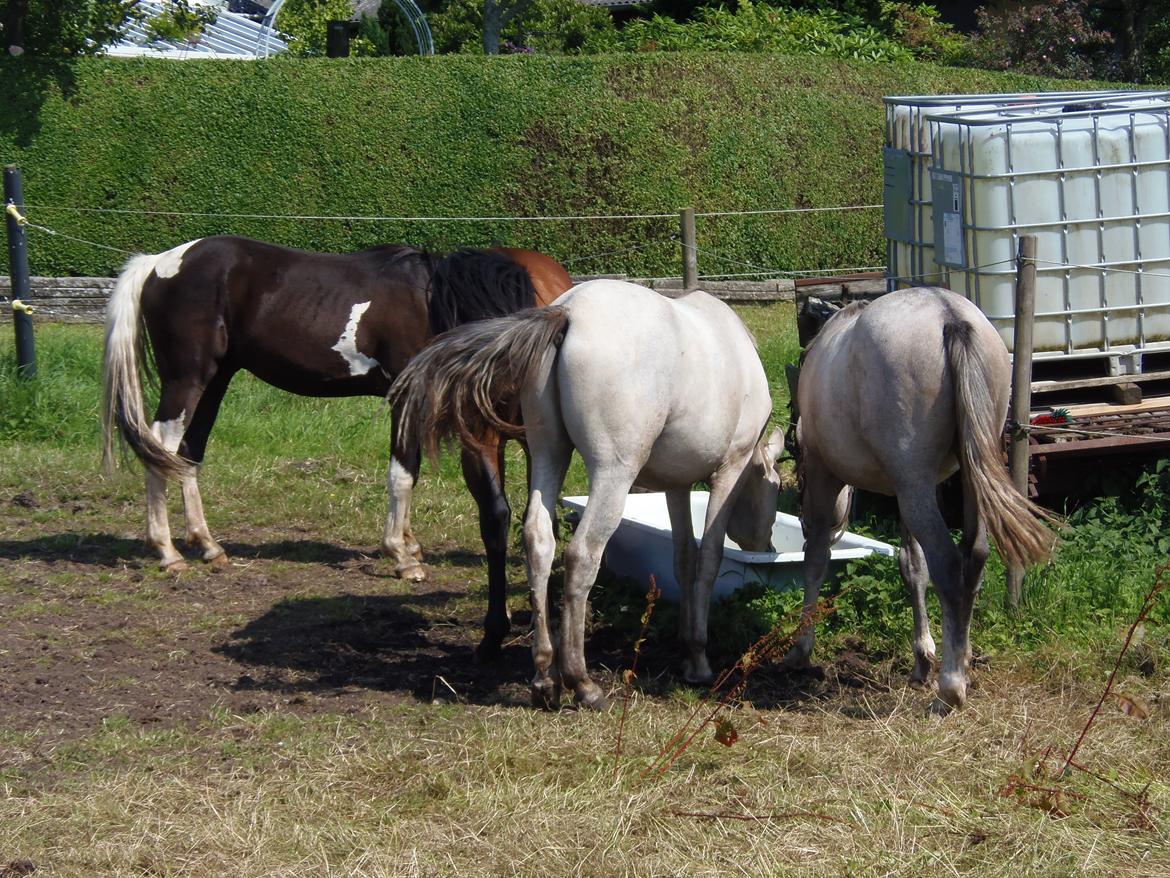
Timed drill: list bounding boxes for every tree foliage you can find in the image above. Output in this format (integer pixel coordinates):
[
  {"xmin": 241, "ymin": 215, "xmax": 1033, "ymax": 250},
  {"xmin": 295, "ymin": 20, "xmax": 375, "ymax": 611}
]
[
  {"xmin": 426, "ymin": 0, "xmax": 612, "ymax": 55},
  {"xmin": 965, "ymin": 0, "xmax": 1116, "ymax": 81},
  {"xmin": 276, "ymin": 0, "xmax": 377, "ymax": 56},
  {"xmin": 0, "ymin": 0, "xmax": 137, "ymax": 56},
  {"xmin": 585, "ymin": 1, "xmax": 917, "ymax": 61}
]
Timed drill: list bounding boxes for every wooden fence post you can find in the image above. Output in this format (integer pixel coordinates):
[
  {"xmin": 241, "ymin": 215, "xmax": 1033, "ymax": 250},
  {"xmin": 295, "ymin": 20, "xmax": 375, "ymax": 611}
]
[
  {"xmin": 5, "ymin": 165, "xmax": 35, "ymax": 378},
  {"xmin": 679, "ymin": 207, "xmax": 698, "ymax": 291},
  {"xmin": 1005, "ymin": 234, "xmax": 1037, "ymax": 611}
]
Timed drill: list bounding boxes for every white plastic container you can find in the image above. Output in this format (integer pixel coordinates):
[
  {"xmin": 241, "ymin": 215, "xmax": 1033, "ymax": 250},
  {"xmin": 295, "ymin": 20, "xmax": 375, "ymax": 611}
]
[
  {"xmin": 561, "ymin": 491, "xmax": 895, "ymax": 602},
  {"xmin": 883, "ymin": 91, "xmax": 1140, "ymax": 295},
  {"xmin": 885, "ymin": 91, "xmax": 1170, "ymax": 359},
  {"xmin": 930, "ymin": 97, "xmax": 1170, "ymax": 355}
]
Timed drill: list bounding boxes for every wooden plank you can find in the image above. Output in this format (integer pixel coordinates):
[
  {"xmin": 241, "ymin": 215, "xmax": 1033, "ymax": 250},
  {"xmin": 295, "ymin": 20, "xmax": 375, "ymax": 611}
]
[
  {"xmin": 1030, "ymin": 432, "xmax": 1170, "ymax": 457},
  {"xmin": 1031, "ymin": 369, "xmax": 1170, "ymax": 393},
  {"xmin": 1062, "ymin": 395, "xmax": 1170, "ymax": 418}
]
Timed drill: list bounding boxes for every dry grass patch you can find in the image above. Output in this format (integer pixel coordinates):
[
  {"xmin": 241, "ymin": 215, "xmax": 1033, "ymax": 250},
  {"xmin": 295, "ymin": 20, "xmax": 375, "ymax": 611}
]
[{"xmin": 2, "ymin": 667, "xmax": 1167, "ymax": 877}]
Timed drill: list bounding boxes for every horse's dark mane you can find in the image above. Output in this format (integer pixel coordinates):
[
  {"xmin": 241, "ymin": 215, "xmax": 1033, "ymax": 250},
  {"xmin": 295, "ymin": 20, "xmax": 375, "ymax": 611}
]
[
  {"xmin": 801, "ymin": 298, "xmax": 870, "ymax": 356},
  {"xmin": 428, "ymin": 249, "xmax": 537, "ymax": 336}
]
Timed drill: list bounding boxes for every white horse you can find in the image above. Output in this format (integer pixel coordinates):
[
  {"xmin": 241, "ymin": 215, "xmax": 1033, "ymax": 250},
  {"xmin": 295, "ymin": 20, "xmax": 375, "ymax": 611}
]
[
  {"xmin": 791, "ymin": 287, "xmax": 1055, "ymax": 712},
  {"xmin": 391, "ymin": 279, "xmax": 784, "ymax": 709}
]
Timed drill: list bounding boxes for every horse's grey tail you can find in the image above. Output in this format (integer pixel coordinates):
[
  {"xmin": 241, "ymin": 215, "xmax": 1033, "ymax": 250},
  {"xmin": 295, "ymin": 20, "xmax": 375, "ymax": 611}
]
[
  {"xmin": 101, "ymin": 252, "xmax": 188, "ymax": 480},
  {"xmin": 389, "ymin": 307, "xmax": 570, "ymax": 462},
  {"xmin": 944, "ymin": 321, "xmax": 1057, "ymax": 568}
]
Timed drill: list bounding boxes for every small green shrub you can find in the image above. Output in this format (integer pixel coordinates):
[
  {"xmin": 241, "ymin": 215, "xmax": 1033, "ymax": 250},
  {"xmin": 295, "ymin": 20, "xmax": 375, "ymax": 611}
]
[{"xmin": 587, "ymin": 1, "xmax": 915, "ymax": 61}]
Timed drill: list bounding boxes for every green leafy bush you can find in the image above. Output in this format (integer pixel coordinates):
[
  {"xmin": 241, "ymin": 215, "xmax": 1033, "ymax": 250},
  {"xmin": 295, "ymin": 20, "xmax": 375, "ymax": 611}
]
[
  {"xmin": 276, "ymin": 0, "xmax": 377, "ymax": 57},
  {"xmin": 144, "ymin": 1, "xmax": 218, "ymax": 45},
  {"xmin": 588, "ymin": 1, "xmax": 915, "ymax": 61}
]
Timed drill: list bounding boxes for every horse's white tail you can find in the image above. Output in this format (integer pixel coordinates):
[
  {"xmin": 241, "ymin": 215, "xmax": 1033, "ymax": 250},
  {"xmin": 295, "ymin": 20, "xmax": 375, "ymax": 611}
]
[
  {"xmin": 944, "ymin": 321, "xmax": 1057, "ymax": 568},
  {"xmin": 101, "ymin": 252, "xmax": 188, "ymax": 479},
  {"xmin": 389, "ymin": 307, "xmax": 570, "ymax": 462}
]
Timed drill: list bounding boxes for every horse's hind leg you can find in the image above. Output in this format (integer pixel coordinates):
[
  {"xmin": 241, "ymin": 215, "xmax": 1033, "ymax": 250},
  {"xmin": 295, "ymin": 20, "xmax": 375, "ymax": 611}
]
[
  {"xmin": 560, "ymin": 467, "xmax": 637, "ymax": 710},
  {"xmin": 145, "ymin": 384, "xmax": 203, "ymax": 571},
  {"xmin": 523, "ymin": 435, "xmax": 572, "ymax": 709},
  {"xmin": 898, "ymin": 522, "xmax": 936, "ymax": 687},
  {"xmin": 462, "ymin": 434, "xmax": 513, "ymax": 662},
  {"xmin": 176, "ymin": 369, "xmax": 233, "ymax": 566},
  {"xmin": 145, "ymin": 422, "xmax": 186, "ymax": 571},
  {"xmin": 958, "ymin": 476, "xmax": 990, "ymax": 672},
  {"xmin": 381, "ymin": 413, "xmax": 425, "ymax": 581},
  {"xmin": 786, "ymin": 456, "xmax": 849, "ymax": 668},
  {"xmin": 896, "ymin": 486, "xmax": 966, "ymax": 713}
]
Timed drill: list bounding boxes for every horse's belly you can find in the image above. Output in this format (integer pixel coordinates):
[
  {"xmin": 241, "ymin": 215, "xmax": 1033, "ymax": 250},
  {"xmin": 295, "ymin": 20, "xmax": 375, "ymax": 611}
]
[
  {"xmin": 823, "ymin": 447, "xmax": 959, "ymax": 496},
  {"xmin": 635, "ymin": 431, "xmax": 727, "ymax": 490}
]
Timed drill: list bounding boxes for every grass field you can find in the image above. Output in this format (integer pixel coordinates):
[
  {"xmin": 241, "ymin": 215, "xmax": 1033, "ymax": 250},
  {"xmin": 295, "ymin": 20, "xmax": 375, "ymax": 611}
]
[{"xmin": 2, "ymin": 306, "xmax": 1169, "ymax": 877}]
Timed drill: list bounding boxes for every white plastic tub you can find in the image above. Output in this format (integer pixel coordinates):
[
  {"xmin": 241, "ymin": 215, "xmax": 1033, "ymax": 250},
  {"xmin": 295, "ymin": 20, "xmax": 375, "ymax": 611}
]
[{"xmin": 561, "ymin": 491, "xmax": 895, "ymax": 602}]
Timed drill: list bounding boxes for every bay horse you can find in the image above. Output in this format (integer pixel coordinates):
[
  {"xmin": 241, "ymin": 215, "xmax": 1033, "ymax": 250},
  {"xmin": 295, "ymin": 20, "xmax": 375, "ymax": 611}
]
[
  {"xmin": 791, "ymin": 287, "xmax": 1055, "ymax": 713},
  {"xmin": 390, "ymin": 279, "xmax": 785, "ymax": 709},
  {"xmin": 102, "ymin": 236, "xmax": 571, "ymax": 659}
]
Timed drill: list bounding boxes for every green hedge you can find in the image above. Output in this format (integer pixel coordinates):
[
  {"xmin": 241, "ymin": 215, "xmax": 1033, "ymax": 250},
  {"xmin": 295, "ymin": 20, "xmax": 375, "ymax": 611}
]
[{"xmin": 0, "ymin": 53, "xmax": 1086, "ymax": 278}]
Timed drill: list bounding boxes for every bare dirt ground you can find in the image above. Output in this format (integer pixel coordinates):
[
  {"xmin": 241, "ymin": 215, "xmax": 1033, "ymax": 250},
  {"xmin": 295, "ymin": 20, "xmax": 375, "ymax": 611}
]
[{"xmin": 1, "ymin": 486, "xmax": 886, "ymax": 743}]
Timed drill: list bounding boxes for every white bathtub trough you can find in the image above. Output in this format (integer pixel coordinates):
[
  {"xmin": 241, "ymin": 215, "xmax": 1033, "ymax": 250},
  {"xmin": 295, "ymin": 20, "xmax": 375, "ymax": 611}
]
[{"xmin": 561, "ymin": 491, "xmax": 895, "ymax": 602}]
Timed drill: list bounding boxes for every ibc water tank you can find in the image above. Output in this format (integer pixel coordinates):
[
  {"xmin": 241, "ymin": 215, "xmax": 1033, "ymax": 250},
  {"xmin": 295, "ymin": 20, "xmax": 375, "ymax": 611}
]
[{"xmin": 884, "ymin": 91, "xmax": 1170, "ymax": 360}]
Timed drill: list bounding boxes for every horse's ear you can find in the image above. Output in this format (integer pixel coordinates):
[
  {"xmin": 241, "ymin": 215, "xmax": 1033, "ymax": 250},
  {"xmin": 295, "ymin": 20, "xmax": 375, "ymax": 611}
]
[{"xmin": 764, "ymin": 425, "xmax": 785, "ymax": 462}]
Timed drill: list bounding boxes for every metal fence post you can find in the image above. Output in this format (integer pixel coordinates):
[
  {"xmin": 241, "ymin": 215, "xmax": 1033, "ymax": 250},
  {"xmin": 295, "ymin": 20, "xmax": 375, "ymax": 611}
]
[
  {"xmin": 679, "ymin": 207, "xmax": 698, "ymax": 291},
  {"xmin": 5, "ymin": 165, "xmax": 36, "ymax": 378},
  {"xmin": 1005, "ymin": 234, "xmax": 1037, "ymax": 611}
]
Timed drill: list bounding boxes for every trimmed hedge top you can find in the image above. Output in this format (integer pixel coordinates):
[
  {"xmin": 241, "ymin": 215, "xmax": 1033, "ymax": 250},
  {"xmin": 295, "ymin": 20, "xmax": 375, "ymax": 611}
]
[{"xmin": 0, "ymin": 53, "xmax": 1086, "ymax": 278}]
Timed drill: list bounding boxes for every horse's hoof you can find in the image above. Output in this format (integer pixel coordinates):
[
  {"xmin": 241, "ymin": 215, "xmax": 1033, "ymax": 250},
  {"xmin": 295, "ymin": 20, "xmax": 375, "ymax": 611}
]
[
  {"xmin": 781, "ymin": 644, "xmax": 813, "ymax": 671},
  {"xmin": 394, "ymin": 561, "xmax": 426, "ymax": 582},
  {"xmin": 575, "ymin": 687, "xmax": 609, "ymax": 712},
  {"xmin": 930, "ymin": 675, "xmax": 966, "ymax": 715},
  {"xmin": 928, "ymin": 696, "xmax": 955, "ymax": 717},
  {"xmin": 474, "ymin": 639, "xmax": 503, "ymax": 665},
  {"xmin": 206, "ymin": 551, "xmax": 230, "ymax": 568},
  {"xmin": 531, "ymin": 678, "xmax": 561, "ymax": 711},
  {"xmin": 908, "ymin": 661, "xmax": 933, "ymax": 689},
  {"xmin": 161, "ymin": 558, "xmax": 189, "ymax": 574},
  {"xmin": 682, "ymin": 656, "xmax": 714, "ymax": 686}
]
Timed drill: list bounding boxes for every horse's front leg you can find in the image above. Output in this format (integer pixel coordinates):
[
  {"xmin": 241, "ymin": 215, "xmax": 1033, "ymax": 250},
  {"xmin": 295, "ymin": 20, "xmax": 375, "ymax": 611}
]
[
  {"xmin": 665, "ymin": 488, "xmax": 698, "ymax": 676},
  {"xmin": 461, "ymin": 435, "xmax": 512, "ymax": 662},
  {"xmin": 380, "ymin": 422, "xmax": 425, "ymax": 581},
  {"xmin": 785, "ymin": 457, "xmax": 849, "ymax": 668},
  {"xmin": 682, "ymin": 464, "xmax": 749, "ymax": 685}
]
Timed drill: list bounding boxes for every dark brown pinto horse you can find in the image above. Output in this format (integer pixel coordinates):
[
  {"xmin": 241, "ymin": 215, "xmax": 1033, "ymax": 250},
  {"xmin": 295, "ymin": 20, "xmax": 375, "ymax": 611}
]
[{"xmin": 102, "ymin": 235, "xmax": 571, "ymax": 658}]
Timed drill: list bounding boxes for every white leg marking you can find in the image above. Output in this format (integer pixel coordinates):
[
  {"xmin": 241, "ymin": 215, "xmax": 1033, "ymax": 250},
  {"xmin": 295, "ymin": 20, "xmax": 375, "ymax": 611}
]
[
  {"xmin": 332, "ymin": 301, "xmax": 381, "ymax": 376},
  {"xmin": 146, "ymin": 414, "xmax": 187, "ymax": 569},
  {"xmin": 181, "ymin": 468, "xmax": 226, "ymax": 562},
  {"xmin": 153, "ymin": 239, "xmax": 203, "ymax": 279},
  {"xmin": 382, "ymin": 456, "xmax": 423, "ymax": 578}
]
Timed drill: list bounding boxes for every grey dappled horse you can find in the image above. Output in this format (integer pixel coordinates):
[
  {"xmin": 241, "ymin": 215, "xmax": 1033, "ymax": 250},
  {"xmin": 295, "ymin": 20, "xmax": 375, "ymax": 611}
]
[
  {"xmin": 792, "ymin": 287, "xmax": 1055, "ymax": 713},
  {"xmin": 391, "ymin": 280, "xmax": 784, "ymax": 709}
]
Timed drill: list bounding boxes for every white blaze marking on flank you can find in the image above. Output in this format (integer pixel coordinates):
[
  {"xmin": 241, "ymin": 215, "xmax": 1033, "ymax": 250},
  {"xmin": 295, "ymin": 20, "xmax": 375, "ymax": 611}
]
[
  {"xmin": 153, "ymin": 239, "xmax": 202, "ymax": 279},
  {"xmin": 332, "ymin": 301, "xmax": 381, "ymax": 376}
]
